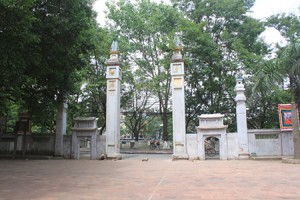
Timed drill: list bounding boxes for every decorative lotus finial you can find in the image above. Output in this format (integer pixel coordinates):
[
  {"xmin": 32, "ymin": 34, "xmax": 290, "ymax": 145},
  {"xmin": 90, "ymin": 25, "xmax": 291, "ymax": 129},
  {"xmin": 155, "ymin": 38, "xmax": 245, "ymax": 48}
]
[
  {"xmin": 171, "ymin": 34, "xmax": 184, "ymax": 62},
  {"xmin": 174, "ymin": 34, "xmax": 181, "ymax": 48},
  {"xmin": 111, "ymin": 40, "xmax": 119, "ymax": 52},
  {"xmin": 236, "ymin": 73, "xmax": 243, "ymax": 80},
  {"xmin": 174, "ymin": 34, "xmax": 182, "ymax": 48}
]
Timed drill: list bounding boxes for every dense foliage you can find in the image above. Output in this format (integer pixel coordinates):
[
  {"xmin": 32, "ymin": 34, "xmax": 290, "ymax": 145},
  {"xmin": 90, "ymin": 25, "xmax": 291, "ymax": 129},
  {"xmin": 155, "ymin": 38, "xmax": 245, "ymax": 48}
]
[
  {"xmin": 0, "ymin": 0, "xmax": 299, "ymax": 142},
  {"xmin": 0, "ymin": 0, "xmax": 102, "ymax": 132}
]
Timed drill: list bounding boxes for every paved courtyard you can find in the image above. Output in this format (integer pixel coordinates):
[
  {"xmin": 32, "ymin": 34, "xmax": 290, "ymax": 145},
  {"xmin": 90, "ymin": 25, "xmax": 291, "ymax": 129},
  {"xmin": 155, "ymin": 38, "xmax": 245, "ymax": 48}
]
[{"xmin": 0, "ymin": 154, "xmax": 300, "ymax": 200}]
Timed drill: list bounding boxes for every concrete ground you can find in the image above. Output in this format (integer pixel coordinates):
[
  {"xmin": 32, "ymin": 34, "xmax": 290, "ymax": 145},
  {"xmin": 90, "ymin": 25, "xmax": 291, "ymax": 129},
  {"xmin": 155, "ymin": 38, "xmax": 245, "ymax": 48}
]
[{"xmin": 0, "ymin": 154, "xmax": 300, "ymax": 200}]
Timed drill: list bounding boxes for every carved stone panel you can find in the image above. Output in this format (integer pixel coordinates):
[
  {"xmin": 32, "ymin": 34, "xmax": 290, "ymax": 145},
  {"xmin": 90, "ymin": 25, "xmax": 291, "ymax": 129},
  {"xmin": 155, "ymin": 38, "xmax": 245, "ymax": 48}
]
[
  {"xmin": 173, "ymin": 77, "xmax": 183, "ymax": 89},
  {"xmin": 108, "ymin": 80, "xmax": 116, "ymax": 91},
  {"xmin": 106, "ymin": 66, "xmax": 121, "ymax": 79},
  {"xmin": 171, "ymin": 63, "xmax": 184, "ymax": 76}
]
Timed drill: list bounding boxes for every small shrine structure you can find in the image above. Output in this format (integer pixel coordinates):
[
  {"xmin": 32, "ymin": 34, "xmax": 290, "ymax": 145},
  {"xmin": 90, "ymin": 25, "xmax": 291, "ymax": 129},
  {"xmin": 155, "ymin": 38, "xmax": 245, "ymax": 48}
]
[{"xmin": 71, "ymin": 117, "xmax": 98, "ymax": 160}]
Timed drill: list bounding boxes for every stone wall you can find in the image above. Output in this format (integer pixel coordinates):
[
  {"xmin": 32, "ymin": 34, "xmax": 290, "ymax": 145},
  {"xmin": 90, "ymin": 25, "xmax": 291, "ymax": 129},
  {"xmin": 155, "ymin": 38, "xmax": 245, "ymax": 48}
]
[
  {"xmin": 1, "ymin": 128, "xmax": 294, "ymax": 159},
  {"xmin": 63, "ymin": 135, "xmax": 72, "ymax": 158},
  {"xmin": 0, "ymin": 135, "xmax": 55, "ymax": 155},
  {"xmin": 0, "ymin": 134, "xmax": 107, "ymax": 159},
  {"xmin": 29, "ymin": 135, "xmax": 55, "ymax": 155},
  {"xmin": 186, "ymin": 129, "xmax": 294, "ymax": 159},
  {"xmin": 226, "ymin": 133, "xmax": 238, "ymax": 159},
  {"xmin": 0, "ymin": 135, "xmax": 14, "ymax": 153},
  {"xmin": 248, "ymin": 129, "xmax": 293, "ymax": 156},
  {"xmin": 186, "ymin": 134, "xmax": 198, "ymax": 159},
  {"xmin": 96, "ymin": 134, "xmax": 106, "ymax": 156}
]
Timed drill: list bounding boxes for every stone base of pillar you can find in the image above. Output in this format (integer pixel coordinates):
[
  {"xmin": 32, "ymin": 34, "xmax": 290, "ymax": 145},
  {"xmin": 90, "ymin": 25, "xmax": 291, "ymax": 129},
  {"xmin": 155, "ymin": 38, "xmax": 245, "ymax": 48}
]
[
  {"xmin": 172, "ymin": 153, "xmax": 189, "ymax": 160},
  {"xmin": 294, "ymin": 134, "xmax": 300, "ymax": 159},
  {"xmin": 282, "ymin": 158, "xmax": 300, "ymax": 164},
  {"xmin": 238, "ymin": 153, "xmax": 250, "ymax": 160},
  {"xmin": 106, "ymin": 153, "xmax": 122, "ymax": 160},
  {"xmin": 53, "ymin": 155, "xmax": 64, "ymax": 160}
]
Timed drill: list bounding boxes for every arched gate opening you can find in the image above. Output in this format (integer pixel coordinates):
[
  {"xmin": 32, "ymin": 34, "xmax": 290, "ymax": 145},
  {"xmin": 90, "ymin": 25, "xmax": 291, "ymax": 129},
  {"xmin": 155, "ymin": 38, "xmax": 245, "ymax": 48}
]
[{"xmin": 204, "ymin": 136, "xmax": 220, "ymax": 159}]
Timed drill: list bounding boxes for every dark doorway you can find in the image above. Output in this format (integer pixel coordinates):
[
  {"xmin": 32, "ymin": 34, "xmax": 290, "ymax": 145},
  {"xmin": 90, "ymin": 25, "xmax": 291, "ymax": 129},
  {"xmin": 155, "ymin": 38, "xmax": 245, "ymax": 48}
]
[
  {"xmin": 204, "ymin": 136, "xmax": 220, "ymax": 160},
  {"xmin": 79, "ymin": 137, "xmax": 91, "ymax": 159}
]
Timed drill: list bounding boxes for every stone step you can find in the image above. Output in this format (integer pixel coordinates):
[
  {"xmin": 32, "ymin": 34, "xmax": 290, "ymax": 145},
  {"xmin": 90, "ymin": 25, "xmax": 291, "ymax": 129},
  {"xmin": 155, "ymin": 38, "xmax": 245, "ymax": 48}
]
[{"xmin": 238, "ymin": 154, "xmax": 250, "ymax": 160}]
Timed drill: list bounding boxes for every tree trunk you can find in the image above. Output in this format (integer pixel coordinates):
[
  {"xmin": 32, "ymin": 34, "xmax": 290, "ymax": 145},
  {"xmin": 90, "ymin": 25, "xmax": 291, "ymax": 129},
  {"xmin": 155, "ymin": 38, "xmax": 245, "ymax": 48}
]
[
  {"xmin": 99, "ymin": 121, "xmax": 105, "ymax": 135},
  {"xmin": 290, "ymin": 75, "xmax": 300, "ymax": 159},
  {"xmin": 162, "ymin": 112, "xmax": 168, "ymax": 141},
  {"xmin": 134, "ymin": 130, "xmax": 139, "ymax": 141},
  {"xmin": 291, "ymin": 102, "xmax": 300, "ymax": 159}
]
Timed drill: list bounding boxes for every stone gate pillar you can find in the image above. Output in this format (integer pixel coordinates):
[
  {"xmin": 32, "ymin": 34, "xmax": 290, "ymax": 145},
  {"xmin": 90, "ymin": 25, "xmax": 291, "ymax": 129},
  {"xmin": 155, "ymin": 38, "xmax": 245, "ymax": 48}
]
[
  {"xmin": 235, "ymin": 74, "xmax": 250, "ymax": 159},
  {"xmin": 54, "ymin": 102, "xmax": 67, "ymax": 157},
  {"xmin": 105, "ymin": 41, "xmax": 122, "ymax": 160},
  {"xmin": 171, "ymin": 36, "xmax": 188, "ymax": 160}
]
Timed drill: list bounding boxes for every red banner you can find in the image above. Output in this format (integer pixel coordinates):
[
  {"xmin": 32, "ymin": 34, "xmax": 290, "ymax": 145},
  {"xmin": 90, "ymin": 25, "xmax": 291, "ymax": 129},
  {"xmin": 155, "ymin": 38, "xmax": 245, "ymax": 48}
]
[{"xmin": 278, "ymin": 104, "xmax": 298, "ymax": 131}]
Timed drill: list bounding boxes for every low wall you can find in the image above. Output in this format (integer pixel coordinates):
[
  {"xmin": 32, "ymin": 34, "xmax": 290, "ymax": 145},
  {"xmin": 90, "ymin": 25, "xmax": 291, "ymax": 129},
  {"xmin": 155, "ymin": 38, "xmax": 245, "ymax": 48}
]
[
  {"xmin": 0, "ymin": 134, "xmax": 107, "ymax": 159},
  {"xmin": 0, "ymin": 135, "xmax": 14, "ymax": 153},
  {"xmin": 186, "ymin": 129, "xmax": 294, "ymax": 159},
  {"xmin": 248, "ymin": 129, "xmax": 293, "ymax": 156},
  {"xmin": 186, "ymin": 134, "xmax": 198, "ymax": 159},
  {"xmin": 96, "ymin": 134, "xmax": 106, "ymax": 156},
  {"xmin": 227, "ymin": 133, "xmax": 238, "ymax": 159},
  {"xmin": 0, "ymin": 135, "xmax": 55, "ymax": 155},
  {"xmin": 63, "ymin": 135, "xmax": 72, "ymax": 158},
  {"xmin": 29, "ymin": 135, "xmax": 55, "ymax": 155},
  {"xmin": 1, "ymin": 128, "xmax": 294, "ymax": 159}
]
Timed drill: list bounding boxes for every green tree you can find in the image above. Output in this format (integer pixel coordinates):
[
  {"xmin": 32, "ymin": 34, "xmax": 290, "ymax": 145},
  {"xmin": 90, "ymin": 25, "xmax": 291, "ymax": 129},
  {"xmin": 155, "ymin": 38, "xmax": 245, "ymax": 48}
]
[
  {"xmin": 0, "ymin": 0, "xmax": 99, "ymax": 132},
  {"xmin": 68, "ymin": 27, "xmax": 112, "ymax": 134},
  {"xmin": 279, "ymin": 40, "xmax": 300, "ymax": 158},
  {"xmin": 122, "ymin": 85, "xmax": 158, "ymax": 141},
  {"xmin": 0, "ymin": 0, "xmax": 39, "ymax": 129},
  {"xmin": 254, "ymin": 14, "xmax": 300, "ymax": 158},
  {"xmin": 106, "ymin": 0, "xmax": 182, "ymax": 141},
  {"xmin": 172, "ymin": 0, "xmax": 267, "ymax": 130},
  {"xmin": 246, "ymin": 73, "xmax": 290, "ymax": 129}
]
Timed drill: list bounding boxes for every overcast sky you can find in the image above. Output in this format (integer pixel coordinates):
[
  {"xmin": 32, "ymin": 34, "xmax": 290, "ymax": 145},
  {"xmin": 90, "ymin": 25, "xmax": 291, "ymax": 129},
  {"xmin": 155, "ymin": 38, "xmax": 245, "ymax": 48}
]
[{"xmin": 93, "ymin": 0, "xmax": 300, "ymax": 45}]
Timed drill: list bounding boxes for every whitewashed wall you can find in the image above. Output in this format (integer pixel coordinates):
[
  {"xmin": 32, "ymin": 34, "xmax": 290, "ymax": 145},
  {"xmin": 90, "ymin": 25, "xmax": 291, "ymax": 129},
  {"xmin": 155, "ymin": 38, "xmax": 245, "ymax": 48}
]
[
  {"xmin": 186, "ymin": 134, "xmax": 198, "ymax": 160},
  {"xmin": 186, "ymin": 129, "xmax": 294, "ymax": 159},
  {"xmin": 226, "ymin": 133, "xmax": 239, "ymax": 159},
  {"xmin": 96, "ymin": 134, "xmax": 106, "ymax": 156},
  {"xmin": 248, "ymin": 129, "xmax": 293, "ymax": 156}
]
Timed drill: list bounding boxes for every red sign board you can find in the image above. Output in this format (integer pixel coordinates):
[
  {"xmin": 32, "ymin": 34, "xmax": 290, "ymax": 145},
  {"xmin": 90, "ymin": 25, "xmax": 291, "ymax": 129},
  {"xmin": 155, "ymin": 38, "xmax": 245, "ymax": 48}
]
[{"xmin": 278, "ymin": 104, "xmax": 299, "ymax": 131}]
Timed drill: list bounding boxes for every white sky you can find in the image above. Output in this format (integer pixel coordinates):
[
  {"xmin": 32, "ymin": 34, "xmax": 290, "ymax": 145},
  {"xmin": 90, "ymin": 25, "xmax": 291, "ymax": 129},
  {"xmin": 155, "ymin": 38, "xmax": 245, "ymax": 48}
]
[
  {"xmin": 93, "ymin": 0, "xmax": 300, "ymax": 45},
  {"xmin": 250, "ymin": 0, "xmax": 300, "ymax": 45}
]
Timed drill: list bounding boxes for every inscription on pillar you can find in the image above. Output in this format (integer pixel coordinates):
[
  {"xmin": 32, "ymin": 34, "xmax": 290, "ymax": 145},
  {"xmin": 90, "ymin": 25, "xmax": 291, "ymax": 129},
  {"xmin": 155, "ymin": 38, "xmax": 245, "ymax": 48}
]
[
  {"xmin": 173, "ymin": 77, "xmax": 183, "ymax": 89},
  {"xmin": 171, "ymin": 63, "xmax": 184, "ymax": 76},
  {"xmin": 106, "ymin": 66, "xmax": 121, "ymax": 80},
  {"xmin": 173, "ymin": 64, "xmax": 182, "ymax": 74},
  {"xmin": 109, "ymin": 68, "xmax": 116, "ymax": 76},
  {"xmin": 108, "ymin": 80, "xmax": 116, "ymax": 91}
]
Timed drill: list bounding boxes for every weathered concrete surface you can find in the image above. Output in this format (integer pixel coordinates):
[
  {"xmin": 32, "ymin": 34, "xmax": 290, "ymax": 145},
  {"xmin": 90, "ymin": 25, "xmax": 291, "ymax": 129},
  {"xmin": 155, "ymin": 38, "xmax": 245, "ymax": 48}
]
[
  {"xmin": 0, "ymin": 155, "xmax": 300, "ymax": 200},
  {"xmin": 248, "ymin": 129, "xmax": 294, "ymax": 156}
]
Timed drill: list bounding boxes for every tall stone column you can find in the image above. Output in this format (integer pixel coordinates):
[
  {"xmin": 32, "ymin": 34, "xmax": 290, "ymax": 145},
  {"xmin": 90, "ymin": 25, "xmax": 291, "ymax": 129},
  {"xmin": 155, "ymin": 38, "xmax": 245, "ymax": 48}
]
[
  {"xmin": 54, "ymin": 102, "xmax": 68, "ymax": 157},
  {"xmin": 105, "ymin": 41, "xmax": 122, "ymax": 160},
  {"xmin": 235, "ymin": 74, "xmax": 249, "ymax": 159},
  {"xmin": 171, "ymin": 36, "xmax": 188, "ymax": 160}
]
